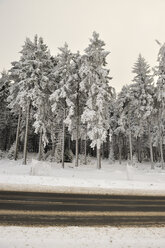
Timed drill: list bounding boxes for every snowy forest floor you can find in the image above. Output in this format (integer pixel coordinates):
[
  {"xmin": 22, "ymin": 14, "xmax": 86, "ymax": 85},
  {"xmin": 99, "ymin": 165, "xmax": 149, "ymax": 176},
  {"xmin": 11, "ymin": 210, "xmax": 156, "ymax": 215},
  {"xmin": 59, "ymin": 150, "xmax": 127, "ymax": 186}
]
[{"xmin": 0, "ymin": 154, "xmax": 165, "ymax": 195}]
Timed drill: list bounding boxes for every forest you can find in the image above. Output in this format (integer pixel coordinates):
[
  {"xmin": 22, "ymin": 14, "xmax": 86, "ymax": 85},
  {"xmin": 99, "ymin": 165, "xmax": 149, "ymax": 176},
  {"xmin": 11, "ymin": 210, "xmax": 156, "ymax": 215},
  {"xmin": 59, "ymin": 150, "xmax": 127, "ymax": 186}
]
[{"xmin": 0, "ymin": 32, "xmax": 165, "ymax": 169}]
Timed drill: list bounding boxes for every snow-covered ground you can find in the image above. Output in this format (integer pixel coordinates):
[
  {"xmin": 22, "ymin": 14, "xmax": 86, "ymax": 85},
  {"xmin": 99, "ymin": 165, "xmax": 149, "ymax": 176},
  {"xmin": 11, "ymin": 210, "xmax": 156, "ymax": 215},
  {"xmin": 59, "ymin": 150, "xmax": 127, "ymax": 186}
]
[
  {"xmin": 1, "ymin": 156, "xmax": 165, "ymax": 248},
  {"xmin": 0, "ymin": 226, "xmax": 165, "ymax": 248},
  {"xmin": 0, "ymin": 155, "xmax": 165, "ymax": 195}
]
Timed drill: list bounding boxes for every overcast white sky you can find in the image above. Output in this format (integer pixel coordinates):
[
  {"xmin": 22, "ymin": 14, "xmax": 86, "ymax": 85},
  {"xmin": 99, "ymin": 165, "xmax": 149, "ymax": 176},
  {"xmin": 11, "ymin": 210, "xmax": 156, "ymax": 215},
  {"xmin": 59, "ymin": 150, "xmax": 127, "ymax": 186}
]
[{"xmin": 0, "ymin": 0, "xmax": 165, "ymax": 92}]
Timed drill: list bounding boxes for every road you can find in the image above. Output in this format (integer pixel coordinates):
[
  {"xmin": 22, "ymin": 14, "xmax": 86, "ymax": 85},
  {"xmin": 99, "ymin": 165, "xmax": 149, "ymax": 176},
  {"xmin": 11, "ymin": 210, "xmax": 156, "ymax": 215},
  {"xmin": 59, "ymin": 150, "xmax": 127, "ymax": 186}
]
[{"xmin": 0, "ymin": 191, "xmax": 165, "ymax": 226}]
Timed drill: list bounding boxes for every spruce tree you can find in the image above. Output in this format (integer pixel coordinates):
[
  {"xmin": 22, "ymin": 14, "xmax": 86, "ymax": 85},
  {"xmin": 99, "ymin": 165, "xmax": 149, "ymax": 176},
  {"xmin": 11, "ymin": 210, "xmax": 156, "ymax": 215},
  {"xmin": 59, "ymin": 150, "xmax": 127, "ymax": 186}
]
[
  {"xmin": 81, "ymin": 32, "xmax": 113, "ymax": 169},
  {"xmin": 9, "ymin": 35, "xmax": 53, "ymax": 164},
  {"xmin": 8, "ymin": 60, "xmax": 24, "ymax": 160},
  {"xmin": 0, "ymin": 70, "xmax": 12, "ymax": 150},
  {"xmin": 155, "ymin": 43, "xmax": 165, "ymax": 169},
  {"xmin": 117, "ymin": 85, "xmax": 135, "ymax": 165},
  {"xmin": 31, "ymin": 37, "xmax": 56, "ymax": 160},
  {"xmin": 65, "ymin": 51, "xmax": 86, "ymax": 167},
  {"xmin": 50, "ymin": 43, "xmax": 72, "ymax": 168},
  {"xmin": 131, "ymin": 54, "xmax": 155, "ymax": 168}
]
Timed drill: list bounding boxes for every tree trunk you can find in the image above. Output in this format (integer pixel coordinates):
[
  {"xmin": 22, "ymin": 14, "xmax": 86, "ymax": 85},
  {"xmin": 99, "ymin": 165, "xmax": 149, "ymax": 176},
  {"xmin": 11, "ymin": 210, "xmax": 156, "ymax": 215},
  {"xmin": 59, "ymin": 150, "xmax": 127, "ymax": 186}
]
[
  {"xmin": 109, "ymin": 133, "xmax": 115, "ymax": 163},
  {"xmin": 128, "ymin": 115, "xmax": 133, "ymax": 165},
  {"xmin": 118, "ymin": 136, "xmax": 122, "ymax": 165},
  {"xmin": 84, "ymin": 134, "xmax": 87, "ymax": 165},
  {"xmin": 148, "ymin": 124, "xmax": 154, "ymax": 169},
  {"xmin": 128, "ymin": 130, "xmax": 133, "ymax": 165},
  {"xmin": 97, "ymin": 147, "xmax": 101, "ymax": 169},
  {"xmin": 160, "ymin": 135, "xmax": 164, "ymax": 169},
  {"xmin": 6, "ymin": 123, "xmax": 12, "ymax": 151},
  {"xmin": 75, "ymin": 89, "xmax": 80, "ymax": 167},
  {"xmin": 75, "ymin": 134, "xmax": 79, "ymax": 167},
  {"xmin": 137, "ymin": 136, "xmax": 142, "ymax": 163},
  {"xmin": 62, "ymin": 109, "xmax": 65, "ymax": 169},
  {"xmin": 38, "ymin": 131, "xmax": 43, "ymax": 161},
  {"xmin": 80, "ymin": 139, "xmax": 83, "ymax": 154},
  {"xmin": 4, "ymin": 128, "xmax": 8, "ymax": 151},
  {"xmin": 158, "ymin": 110, "xmax": 164, "ymax": 170},
  {"xmin": 51, "ymin": 141, "xmax": 55, "ymax": 157},
  {"xmin": 68, "ymin": 135, "xmax": 71, "ymax": 150},
  {"xmin": 102, "ymin": 143, "xmax": 104, "ymax": 160},
  {"xmin": 23, "ymin": 102, "xmax": 30, "ymax": 165}
]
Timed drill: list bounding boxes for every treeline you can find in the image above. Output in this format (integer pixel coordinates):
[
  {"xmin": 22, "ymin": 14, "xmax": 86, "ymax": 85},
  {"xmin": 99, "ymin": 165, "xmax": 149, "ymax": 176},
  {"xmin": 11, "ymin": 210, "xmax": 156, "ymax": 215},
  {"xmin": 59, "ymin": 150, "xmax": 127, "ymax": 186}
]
[{"xmin": 0, "ymin": 32, "xmax": 165, "ymax": 169}]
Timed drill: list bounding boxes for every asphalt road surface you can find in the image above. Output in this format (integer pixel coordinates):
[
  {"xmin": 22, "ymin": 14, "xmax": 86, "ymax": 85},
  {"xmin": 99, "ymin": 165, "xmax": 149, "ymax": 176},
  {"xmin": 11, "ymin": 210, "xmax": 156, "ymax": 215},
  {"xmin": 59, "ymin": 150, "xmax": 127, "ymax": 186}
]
[{"xmin": 0, "ymin": 191, "xmax": 165, "ymax": 226}]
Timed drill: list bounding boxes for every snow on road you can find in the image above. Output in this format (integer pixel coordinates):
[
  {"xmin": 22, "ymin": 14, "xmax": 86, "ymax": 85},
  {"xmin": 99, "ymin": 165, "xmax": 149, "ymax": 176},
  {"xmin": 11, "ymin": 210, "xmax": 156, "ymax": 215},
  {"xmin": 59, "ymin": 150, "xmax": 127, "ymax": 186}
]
[{"xmin": 0, "ymin": 226, "xmax": 165, "ymax": 248}]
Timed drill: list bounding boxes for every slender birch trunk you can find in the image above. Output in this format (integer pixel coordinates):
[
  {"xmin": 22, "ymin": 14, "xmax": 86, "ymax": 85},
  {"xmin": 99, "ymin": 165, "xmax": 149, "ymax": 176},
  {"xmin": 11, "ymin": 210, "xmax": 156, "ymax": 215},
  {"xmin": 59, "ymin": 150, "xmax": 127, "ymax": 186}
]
[
  {"xmin": 62, "ymin": 108, "xmax": 65, "ymax": 169},
  {"xmin": 14, "ymin": 108, "xmax": 21, "ymax": 160},
  {"xmin": 148, "ymin": 124, "xmax": 154, "ymax": 169},
  {"xmin": 23, "ymin": 102, "xmax": 30, "ymax": 165}
]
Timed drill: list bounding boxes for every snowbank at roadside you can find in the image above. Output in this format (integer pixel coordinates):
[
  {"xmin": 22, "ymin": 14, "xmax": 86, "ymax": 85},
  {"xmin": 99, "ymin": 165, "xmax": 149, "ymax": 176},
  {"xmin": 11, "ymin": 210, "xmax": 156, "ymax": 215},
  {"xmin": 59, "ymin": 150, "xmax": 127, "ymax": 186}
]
[{"xmin": 0, "ymin": 157, "xmax": 165, "ymax": 195}]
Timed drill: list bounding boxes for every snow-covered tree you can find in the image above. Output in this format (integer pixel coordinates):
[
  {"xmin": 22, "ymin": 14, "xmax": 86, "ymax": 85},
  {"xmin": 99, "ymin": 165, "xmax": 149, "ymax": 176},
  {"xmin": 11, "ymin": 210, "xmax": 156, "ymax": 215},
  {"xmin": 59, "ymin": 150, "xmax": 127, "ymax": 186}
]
[
  {"xmin": 50, "ymin": 43, "xmax": 73, "ymax": 168},
  {"xmin": 9, "ymin": 35, "xmax": 54, "ymax": 164},
  {"xmin": 31, "ymin": 37, "xmax": 56, "ymax": 160},
  {"xmin": 8, "ymin": 60, "xmax": 22, "ymax": 160},
  {"xmin": 109, "ymin": 98, "xmax": 126, "ymax": 164},
  {"xmin": 117, "ymin": 85, "xmax": 135, "ymax": 165},
  {"xmin": 64, "ymin": 51, "xmax": 87, "ymax": 167},
  {"xmin": 9, "ymin": 37, "xmax": 38, "ymax": 164},
  {"xmin": 131, "ymin": 54, "xmax": 155, "ymax": 168},
  {"xmin": 80, "ymin": 32, "xmax": 113, "ymax": 169},
  {"xmin": 154, "ymin": 43, "xmax": 165, "ymax": 169},
  {"xmin": 0, "ymin": 70, "xmax": 12, "ymax": 150}
]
